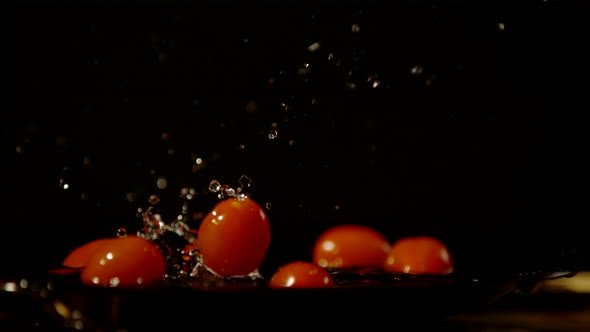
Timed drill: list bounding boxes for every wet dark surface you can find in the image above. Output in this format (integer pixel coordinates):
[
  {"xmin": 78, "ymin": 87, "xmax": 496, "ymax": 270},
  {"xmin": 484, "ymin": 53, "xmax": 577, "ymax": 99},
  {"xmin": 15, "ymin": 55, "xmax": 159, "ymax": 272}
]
[
  {"xmin": 3, "ymin": 0, "xmax": 590, "ymax": 329},
  {"xmin": 2, "ymin": 272, "xmax": 589, "ymax": 331}
]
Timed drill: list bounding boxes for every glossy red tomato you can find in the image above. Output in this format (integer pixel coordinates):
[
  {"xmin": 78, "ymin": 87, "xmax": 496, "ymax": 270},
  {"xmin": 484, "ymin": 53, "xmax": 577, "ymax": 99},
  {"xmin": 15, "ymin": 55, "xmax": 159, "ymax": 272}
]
[
  {"xmin": 312, "ymin": 224, "xmax": 391, "ymax": 269},
  {"xmin": 383, "ymin": 235, "xmax": 454, "ymax": 275},
  {"xmin": 269, "ymin": 261, "xmax": 334, "ymax": 289},
  {"xmin": 80, "ymin": 235, "xmax": 167, "ymax": 288},
  {"xmin": 197, "ymin": 197, "xmax": 271, "ymax": 277},
  {"xmin": 62, "ymin": 238, "xmax": 114, "ymax": 268}
]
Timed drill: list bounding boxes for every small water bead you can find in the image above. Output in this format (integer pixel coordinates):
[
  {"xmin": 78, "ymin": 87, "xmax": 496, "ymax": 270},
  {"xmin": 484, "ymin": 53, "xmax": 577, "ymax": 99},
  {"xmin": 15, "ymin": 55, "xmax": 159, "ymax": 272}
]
[
  {"xmin": 148, "ymin": 195, "xmax": 161, "ymax": 205},
  {"xmin": 126, "ymin": 192, "xmax": 137, "ymax": 203},
  {"xmin": 116, "ymin": 228, "xmax": 127, "ymax": 238},
  {"xmin": 209, "ymin": 180, "xmax": 222, "ymax": 193},
  {"xmin": 238, "ymin": 175, "xmax": 252, "ymax": 189},
  {"xmin": 308, "ymin": 42, "xmax": 320, "ymax": 52},
  {"xmin": 59, "ymin": 178, "xmax": 70, "ymax": 190},
  {"xmin": 141, "ymin": 207, "xmax": 162, "ymax": 240},
  {"xmin": 268, "ymin": 129, "xmax": 278, "ymax": 140},
  {"xmin": 180, "ymin": 187, "xmax": 196, "ymax": 200},
  {"xmin": 156, "ymin": 177, "xmax": 168, "ymax": 190},
  {"xmin": 410, "ymin": 65, "xmax": 424, "ymax": 75},
  {"xmin": 218, "ymin": 185, "xmax": 236, "ymax": 199}
]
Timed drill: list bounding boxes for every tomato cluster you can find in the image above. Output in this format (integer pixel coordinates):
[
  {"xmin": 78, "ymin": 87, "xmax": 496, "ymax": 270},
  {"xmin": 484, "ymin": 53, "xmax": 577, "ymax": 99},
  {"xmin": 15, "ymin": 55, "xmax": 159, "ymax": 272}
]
[
  {"xmin": 268, "ymin": 225, "xmax": 454, "ymax": 289},
  {"xmin": 58, "ymin": 194, "xmax": 453, "ymax": 290},
  {"xmin": 62, "ymin": 235, "xmax": 167, "ymax": 288}
]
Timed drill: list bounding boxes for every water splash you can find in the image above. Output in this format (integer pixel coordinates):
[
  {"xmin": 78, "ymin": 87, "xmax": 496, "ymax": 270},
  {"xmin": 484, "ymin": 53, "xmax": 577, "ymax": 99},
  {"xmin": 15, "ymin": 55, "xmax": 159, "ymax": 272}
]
[{"xmin": 132, "ymin": 175, "xmax": 261, "ymax": 282}]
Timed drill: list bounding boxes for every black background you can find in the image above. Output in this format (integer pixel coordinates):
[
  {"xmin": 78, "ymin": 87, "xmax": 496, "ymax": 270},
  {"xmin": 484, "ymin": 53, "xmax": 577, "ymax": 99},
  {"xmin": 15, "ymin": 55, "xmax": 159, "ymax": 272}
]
[{"xmin": 5, "ymin": 0, "xmax": 589, "ymax": 280}]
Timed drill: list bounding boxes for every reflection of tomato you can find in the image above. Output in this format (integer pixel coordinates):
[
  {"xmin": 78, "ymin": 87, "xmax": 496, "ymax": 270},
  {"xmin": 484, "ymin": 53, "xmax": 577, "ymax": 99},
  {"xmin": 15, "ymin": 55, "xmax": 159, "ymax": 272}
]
[
  {"xmin": 312, "ymin": 224, "xmax": 390, "ymax": 269},
  {"xmin": 80, "ymin": 235, "xmax": 167, "ymax": 288},
  {"xmin": 197, "ymin": 197, "xmax": 271, "ymax": 277},
  {"xmin": 269, "ymin": 261, "xmax": 333, "ymax": 289},
  {"xmin": 384, "ymin": 235, "xmax": 453, "ymax": 275},
  {"xmin": 62, "ymin": 238, "xmax": 114, "ymax": 268}
]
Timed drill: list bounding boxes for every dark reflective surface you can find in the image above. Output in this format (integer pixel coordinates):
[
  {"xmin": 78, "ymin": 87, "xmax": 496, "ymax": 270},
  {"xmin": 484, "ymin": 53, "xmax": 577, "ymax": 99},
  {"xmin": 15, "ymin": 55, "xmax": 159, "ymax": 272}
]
[{"xmin": 4, "ymin": 0, "xmax": 589, "ymax": 329}]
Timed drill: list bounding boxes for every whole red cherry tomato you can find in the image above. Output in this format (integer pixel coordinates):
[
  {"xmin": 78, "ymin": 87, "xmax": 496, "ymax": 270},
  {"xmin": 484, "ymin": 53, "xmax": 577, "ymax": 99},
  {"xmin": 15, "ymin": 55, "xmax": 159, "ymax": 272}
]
[
  {"xmin": 383, "ymin": 235, "xmax": 453, "ymax": 275},
  {"xmin": 62, "ymin": 238, "xmax": 115, "ymax": 268},
  {"xmin": 80, "ymin": 235, "xmax": 167, "ymax": 288},
  {"xmin": 312, "ymin": 224, "xmax": 391, "ymax": 269},
  {"xmin": 197, "ymin": 197, "xmax": 271, "ymax": 277},
  {"xmin": 269, "ymin": 261, "xmax": 333, "ymax": 289}
]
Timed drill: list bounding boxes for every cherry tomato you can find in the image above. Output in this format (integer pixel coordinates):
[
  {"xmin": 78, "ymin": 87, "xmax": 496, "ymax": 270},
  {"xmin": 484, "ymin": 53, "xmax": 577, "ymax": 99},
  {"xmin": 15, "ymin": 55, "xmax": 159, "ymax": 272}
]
[
  {"xmin": 269, "ymin": 261, "xmax": 333, "ymax": 289},
  {"xmin": 383, "ymin": 235, "xmax": 453, "ymax": 275},
  {"xmin": 62, "ymin": 238, "xmax": 114, "ymax": 268},
  {"xmin": 312, "ymin": 224, "xmax": 391, "ymax": 269},
  {"xmin": 80, "ymin": 235, "xmax": 167, "ymax": 288},
  {"xmin": 197, "ymin": 197, "xmax": 271, "ymax": 277}
]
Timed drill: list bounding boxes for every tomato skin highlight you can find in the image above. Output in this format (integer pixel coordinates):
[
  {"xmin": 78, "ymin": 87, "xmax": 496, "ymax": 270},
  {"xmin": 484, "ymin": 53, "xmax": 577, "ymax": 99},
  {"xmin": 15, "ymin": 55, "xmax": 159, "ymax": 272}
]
[
  {"xmin": 269, "ymin": 261, "xmax": 333, "ymax": 289},
  {"xmin": 312, "ymin": 224, "xmax": 391, "ymax": 269},
  {"xmin": 197, "ymin": 197, "xmax": 271, "ymax": 277},
  {"xmin": 383, "ymin": 235, "xmax": 454, "ymax": 275},
  {"xmin": 80, "ymin": 235, "xmax": 167, "ymax": 288},
  {"xmin": 62, "ymin": 238, "xmax": 114, "ymax": 268}
]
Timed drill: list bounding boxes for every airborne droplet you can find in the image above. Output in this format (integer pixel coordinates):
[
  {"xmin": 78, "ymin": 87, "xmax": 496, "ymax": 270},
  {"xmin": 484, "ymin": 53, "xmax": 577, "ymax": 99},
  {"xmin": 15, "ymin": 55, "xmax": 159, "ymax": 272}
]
[
  {"xmin": 116, "ymin": 228, "xmax": 127, "ymax": 237},
  {"xmin": 209, "ymin": 180, "xmax": 222, "ymax": 193},
  {"xmin": 238, "ymin": 175, "xmax": 252, "ymax": 189},
  {"xmin": 148, "ymin": 195, "xmax": 161, "ymax": 205}
]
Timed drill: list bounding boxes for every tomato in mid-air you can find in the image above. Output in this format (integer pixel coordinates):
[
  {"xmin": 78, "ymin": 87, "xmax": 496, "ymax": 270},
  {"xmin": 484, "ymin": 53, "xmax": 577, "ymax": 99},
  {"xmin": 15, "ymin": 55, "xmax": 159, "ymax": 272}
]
[
  {"xmin": 312, "ymin": 224, "xmax": 391, "ymax": 269},
  {"xmin": 62, "ymin": 238, "xmax": 114, "ymax": 268},
  {"xmin": 383, "ymin": 235, "xmax": 453, "ymax": 275},
  {"xmin": 268, "ymin": 261, "xmax": 333, "ymax": 289},
  {"xmin": 80, "ymin": 235, "xmax": 167, "ymax": 288},
  {"xmin": 197, "ymin": 196, "xmax": 271, "ymax": 277}
]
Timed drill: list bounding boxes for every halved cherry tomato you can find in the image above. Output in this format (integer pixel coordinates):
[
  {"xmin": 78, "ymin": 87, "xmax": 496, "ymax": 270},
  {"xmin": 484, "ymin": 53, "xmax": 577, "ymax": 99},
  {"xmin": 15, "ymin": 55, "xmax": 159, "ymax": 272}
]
[
  {"xmin": 80, "ymin": 235, "xmax": 167, "ymax": 288},
  {"xmin": 197, "ymin": 197, "xmax": 271, "ymax": 277},
  {"xmin": 312, "ymin": 224, "xmax": 391, "ymax": 269},
  {"xmin": 383, "ymin": 235, "xmax": 453, "ymax": 275},
  {"xmin": 269, "ymin": 261, "xmax": 333, "ymax": 289},
  {"xmin": 62, "ymin": 238, "xmax": 115, "ymax": 268}
]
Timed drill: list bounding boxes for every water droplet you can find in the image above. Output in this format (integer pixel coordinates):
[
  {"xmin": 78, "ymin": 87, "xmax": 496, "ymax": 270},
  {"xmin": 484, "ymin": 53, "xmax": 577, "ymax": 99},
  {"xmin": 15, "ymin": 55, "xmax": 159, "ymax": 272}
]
[
  {"xmin": 219, "ymin": 185, "xmax": 236, "ymax": 199},
  {"xmin": 351, "ymin": 24, "xmax": 360, "ymax": 33},
  {"xmin": 345, "ymin": 82, "xmax": 357, "ymax": 90},
  {"xmin": 367, "ymin": 75, "xmax": 381, "ymax": 88},
  {"xmin": 209, "ymin": 180, "xmax": 221, "ymax": 193},
  {"xmin": 148, "ymin": 195, "xmax": 161, "ymax": 205},
  {"xmin": 59, "ymin": 178, "xmax": 70, "ymax": 190},
  {"xmin": 180, "ymin": 187, "xmax": 196, "ymax": 200},
  {"xmin": 280, "ymin": 102, "xmax": 290, "ymax": 111},
  {"xmin": 265, "ymin": 202, "xmax": 272, "ymax": 210},
  {"xmin": 410, "ymin": 65, "xmax": 424, "ymax": 75},
  {"xmin": 116, "ymin": 228, "xmax": 127, "ymax": 237},
  {"xmin": 308, "ymin": 42, "xmax": 320, "ymax": 52},
  {"xmin": 238, "ymin": 175, "xmax": 252, "ymax": 189},
  {"xmin": 156, "ymin": 177, "xmax": 168, "ymax": 189},
  {"xmin": 268, "ymin": 129, "xmax": 278, "ymax": 140}
]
